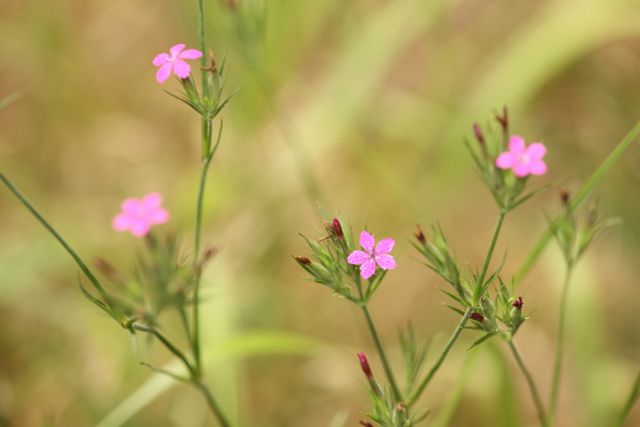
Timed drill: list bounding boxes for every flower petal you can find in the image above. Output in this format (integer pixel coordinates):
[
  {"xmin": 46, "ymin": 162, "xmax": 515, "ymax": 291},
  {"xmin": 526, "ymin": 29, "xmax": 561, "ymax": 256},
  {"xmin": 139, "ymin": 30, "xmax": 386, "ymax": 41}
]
[
  {"xmin": 172, "ymin": 59, "xmax": 191, "ymax": 79},
  {"xmin": 112, "ymin": 213, "xmax": 130, "ymax": 231},
  {"xmin": 359, "ymin": 231, "xmax": 375, "ymax": 253},
  {"xmin": 169, "ymin": 43, "xmax": 186, "ymax": 57},
  {"xmin": 528, "ymin": 160, "xmax": 547, "ymax": 175},
  {"xmin": 122, "ymin": 198, "xmax": 140, "ymax": 213},
  {"xmin": 141, "ymin": 192, "xmax": 162, "ymax": 209},
  {"xmin": 360, "ymin": 259, "xmax": 377, "ymax": 280},
  {"xmin": 526, "ymin": 142, "xmax": 546, "ymax": 160},
  {"xmin": 179, "ymin": 48, "xmax": 203, "ymax": 60},
  {"xmin": 156, "ymin": 63, "xmax": 173, "ymax": 84},
  {"xmin": 348, "ymin": 250, "xmax": 371, "ymax": 266},
  {"xmin": 513, "ymin": 162, "xmax": 530, "ymax": 178},
  {"xmin": 130, "ymin": 220, "xmax": 150, "ymax": 237},
  {"xmin": 495, "ymin": 152, "xmax": 515, "ymax": 169},
  {"xmin": 152, "ymin": 52, "xmax": 170, "ymax": 66},
  {"xmin": 150, "ymin": 208, "xmax": 169, "ymax": 224},
  {"xmin": 375, "ymin": 238, "xmax": 395, "ymax": 254},
  {"xmin": 375, "ymin": 254, "xmax": 397, "ymax": 270},
  {"xmin": 508, "ymin": 135, "xmax": 526, "ymax": 154}
]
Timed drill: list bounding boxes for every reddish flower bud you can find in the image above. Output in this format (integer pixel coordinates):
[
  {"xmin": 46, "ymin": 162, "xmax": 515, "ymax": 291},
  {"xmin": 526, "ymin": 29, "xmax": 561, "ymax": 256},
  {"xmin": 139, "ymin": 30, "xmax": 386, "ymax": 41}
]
[
  {"xmin": 357, "ymin": 352, "xmax": 373, "ymax": 379},
  {"xmin": 414, "ymin": 225, "xmax": 426, "ymax": 244},
  {"xmin": 359, "ymin": 422, "xmax": 374, "ymax": 427},
  {"xmin": 560, "ymin": 190, "xmax": 570, "ymax": 206},
  {"xmin": 495, "ymin": 106, "xmax": 509, "ymax": 133},
  {"xmin": 512, "ymin": 296, "xmax": 524, "ymax": 310},
  {"xmin": 294, "ymin": 256, "xmax": 311, "ymax": 266},
  {"xmin": 470, "ymin": 312, "xmax": 484, "ymax": 322},
  {"xmin": 332, "ymin": 218, "xmax": 344, "ymax": 238},
  {"xmin": 473, "ymin": 122, "xmax": 485, "ymax": 146}
]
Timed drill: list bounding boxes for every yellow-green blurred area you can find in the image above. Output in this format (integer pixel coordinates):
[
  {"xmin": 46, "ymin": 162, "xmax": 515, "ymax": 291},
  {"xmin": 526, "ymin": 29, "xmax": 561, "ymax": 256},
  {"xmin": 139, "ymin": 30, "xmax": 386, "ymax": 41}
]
[{"xmin": 1, "ymin": 0, "xmax": 640, "ymax": 426}]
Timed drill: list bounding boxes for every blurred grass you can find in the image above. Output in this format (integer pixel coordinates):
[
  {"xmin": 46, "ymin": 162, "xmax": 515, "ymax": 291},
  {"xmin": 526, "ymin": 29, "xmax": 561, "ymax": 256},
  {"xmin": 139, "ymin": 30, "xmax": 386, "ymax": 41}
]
[{"xmin": 1, "ymin": 0, "xmax": 640, "ymax": 426}]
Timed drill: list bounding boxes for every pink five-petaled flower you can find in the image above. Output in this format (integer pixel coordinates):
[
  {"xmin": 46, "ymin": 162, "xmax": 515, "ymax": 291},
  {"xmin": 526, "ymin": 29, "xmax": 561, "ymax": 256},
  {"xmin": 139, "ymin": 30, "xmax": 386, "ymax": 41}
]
[
  {"xmin": 152, "ymin": 44, "xmax": 203, "ymax": 84},
  {"xmin": 112, "ymin": 193, "xmax": 169, "ymax": 237},
  {"xmin": 347, "ymin": 231, "xmax": 397, "ymax": 280},
  {"xmin": 495, "ymin": 135, "xmax": 548, "ymax": 178}
]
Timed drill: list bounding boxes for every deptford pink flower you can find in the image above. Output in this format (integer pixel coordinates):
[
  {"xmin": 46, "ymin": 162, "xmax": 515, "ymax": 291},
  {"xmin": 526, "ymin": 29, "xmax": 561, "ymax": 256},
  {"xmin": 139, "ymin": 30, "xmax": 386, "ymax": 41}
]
[
  {"xmin": 495, "ymin": 135, "xmax": 547, "ymax": 178},
  {"xmin": 112, "ymin": 193, "xmax": 169, "ymax": 237},
  {"xmin": 152, "ymin": 44, "xmax": 203, "ymax": 84},
  {"xmin": 347, "ymin": 231, "xmax": 397, "ymax": 280}
]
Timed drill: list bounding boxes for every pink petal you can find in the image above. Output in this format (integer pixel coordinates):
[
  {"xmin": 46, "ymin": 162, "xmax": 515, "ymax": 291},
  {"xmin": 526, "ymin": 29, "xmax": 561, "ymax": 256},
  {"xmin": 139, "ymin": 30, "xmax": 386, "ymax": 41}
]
[
  {"xmin": 169, "ymin": 43, "xmax": 186, "ymax": 57},
  {"xmin": 375, "ymin": 254, "xmax": 397, "ymax": 270},
  {"xmin": 156, "ymin": 63, "xmax": 173, "ymax": 84},
  {"xmin": 141, "ymin": 192, "xmax": 162, "ymax": 210},
  {"xmin": 513, "ymin": 162, "xmax": 530, "ymax": 178},
  {"xmin": 122, "ymin": 198, "xmax": 140, "ymax": 213},
  {"xmin": 152, "ymin": 52, "xmax": 170, "ymax": 66},
  {"xmin": 178, "ymin": 48, "xmax": 203, "ymax": 60},
  {"xmin": 508, "ymin": 135, "xmax": 526, "ymax": 154},
  {"xmin": 360, "ymin": 259, "xmax": 377, "ymax": 280},
  {"xmin": 526, "ymin": 142, "xmax": 546, "ymax": 160},
  {"xmin": 375, "ymin": 238, "xmax": 395, "ymax": 254},
  {"xmin": 130, "ymin": 220, "xmax": 150, "ymax": 237},
  {"xmin": 347, "ymin": 250, "xmax": 371, "ymax": 266},
  {"xmin": 172, "ymin": 59, "xmax": 191, "ymax": 79},
  {"xmin": 528, "ymin": 160, "xmax": 547, "ymax": 175},
  {"xmin": 495, "ymin": 152, "xmax": 516, "ymax": 169},
  {"xmin": 112, "ymin": 213, "xmax": 131, "ymax": 231},
  {"xmin": 149, "ymin": 208, "xmax": 169, "ymax": 224},
  {"xmin": 359, "ymin": 231, "xmax": 375, "ymax": 253}
]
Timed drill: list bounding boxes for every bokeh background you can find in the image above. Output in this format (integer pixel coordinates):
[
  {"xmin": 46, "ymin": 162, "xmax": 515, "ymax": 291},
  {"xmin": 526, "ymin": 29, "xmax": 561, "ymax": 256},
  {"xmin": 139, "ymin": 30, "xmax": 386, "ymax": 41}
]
[{"xmin": 1, "ymin": 0, "xmax": 639, "ymax": 426}]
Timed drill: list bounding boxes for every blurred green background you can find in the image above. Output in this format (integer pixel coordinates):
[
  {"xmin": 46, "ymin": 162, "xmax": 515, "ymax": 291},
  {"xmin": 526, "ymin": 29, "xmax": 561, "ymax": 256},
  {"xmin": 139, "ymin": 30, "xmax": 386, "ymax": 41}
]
[{"xmin": 1, "ymin": 0, "xmax": 639, "ymax": 426}]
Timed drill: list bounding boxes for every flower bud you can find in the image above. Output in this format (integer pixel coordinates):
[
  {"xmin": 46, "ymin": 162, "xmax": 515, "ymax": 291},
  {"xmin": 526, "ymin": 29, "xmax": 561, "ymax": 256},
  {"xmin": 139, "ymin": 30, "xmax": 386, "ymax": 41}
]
[
  {"xmin": 512, "ymin": 296, "xmax": 524, "ymax": 310},
  {"xmin": 332, "ymin": 218, "xmax": 344, "ymax": 238},
  {"xmin": 495, "ymin": 106, "xmax": 509, "ymax": 133},
  {"xmin": 357, "ymin": 352, "xmax": 372, "ymax": 379},
  {"xmin": 359, "ymin": 422, "xmax": 374, "ymax": 427},
  {"xmin": 414, "ymin": 225, "xmax": 426, "ymax": 244},
  {"xmin": 470, "ymin": 312, "xmax": 484, "ymax": 322},
  {"xmin": 560, "ymin": 190, "xmax": 571, "ymax": 206},
  {"xmin": 294, "ymin": 256, "xmax": 311, "ymax": 266},
  {"xmin": 473, "ymin": 122, "xmax": 485, "ymax": 146}
]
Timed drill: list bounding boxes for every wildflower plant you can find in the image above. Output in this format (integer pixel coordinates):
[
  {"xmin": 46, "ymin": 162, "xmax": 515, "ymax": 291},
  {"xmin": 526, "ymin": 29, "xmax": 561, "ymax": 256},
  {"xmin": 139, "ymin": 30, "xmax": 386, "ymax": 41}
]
[
  {"xmin": 0, "ymin": 1, "xmax": 233, "ymax": 425},
  {"xmin": 295, "ymin": 108, "xmax": 639, "ymax": 426}
]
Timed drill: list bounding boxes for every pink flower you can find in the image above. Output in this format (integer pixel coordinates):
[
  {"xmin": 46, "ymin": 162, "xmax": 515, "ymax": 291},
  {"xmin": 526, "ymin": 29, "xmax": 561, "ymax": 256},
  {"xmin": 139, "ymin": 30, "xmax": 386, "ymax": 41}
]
[
  {"xmin": 152, "ymin": 44, "xmax": 203, "ymax": 84},
  {"xmin": 495, "ymin": 135, "xmax": 547, "ymax": 178},
  {"xmin": 112, "ymin": 193, "xmax": 169, "ymax": 237},
  {"xmin": 347, "ymin": 231, "xmax": 397, "ymax": 280}
]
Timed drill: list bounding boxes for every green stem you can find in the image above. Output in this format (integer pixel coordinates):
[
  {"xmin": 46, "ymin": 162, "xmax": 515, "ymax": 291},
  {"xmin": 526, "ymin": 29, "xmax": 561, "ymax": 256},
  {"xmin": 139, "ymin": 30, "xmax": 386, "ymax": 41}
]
[
  {"xmin": 132, "ymin": 323, "xmax": 195, "ymax": 378},
  {"xmin": 508, "ymin": 340, "xmax": 548, "ymax": 427},
  {"xmin": 192, "ymin": 154, "xmax": 213, "ymax": 377},
  {"xmin": 194, "ymin": 381, "xmax": 232, "ymax": 427},
  {"xmin": 197, "ymin": 0, "xmax": 208, "ymax": 100},
  {"xmin": 473, "ymin": 210, "xmax": 506, "ymax": 302},
  {"xmin": 0, "ymin": 174, "xmax": 120, "ymax": 318},
  {"xmin": 354, "ymin": 276, "xmax": 402, "ymax": 402},
  {"xmin": 360, "ymin": 304, "xmax": 403, "ymax": 403},
  {"xmin": 548, "ymin": 265, "xmax": 573, "ymax": 425},
  {"xmin": 408, "ymin": 308, "xmax": 471, "ymax": 407},
  {"xmin": 616, "ymin": 371, "xmax": 640, "ymax": 427},
  {"xmin": 409, "ymin": 211, "xmax": 507, "ymax": 407}
]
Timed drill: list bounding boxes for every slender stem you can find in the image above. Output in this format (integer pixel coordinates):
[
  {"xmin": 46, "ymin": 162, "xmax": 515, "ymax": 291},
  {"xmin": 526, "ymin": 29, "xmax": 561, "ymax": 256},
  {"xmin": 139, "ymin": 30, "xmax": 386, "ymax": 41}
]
[
  {"xmin": 132, "ymin": 323, "xmax": 195, "ymax": 378},
  {"xmin": 474, "ymin": 210, "xmax": 506, "ymax": 302},
  {"xmin": 408, "ymin": 308, "xmax": 471, "ymax": 407},
  {"xmin": 0, "ymin": 174, "xmax": 119, "ymax": 316},
  {"xmin": 360, "ymin": 304, "xmax": 403, "ymax": 402},
  {"xmin": 548, "ymin": 265, "xmax": 573, "ymax": 425},
  {"xmin": 410, "ymin": 211, "xmax": 507, "ymax": 407},
  {"xmin": 508, "ymin": 340, "xmax": 548, "ymax": 427},
  {"xmin": 192, "ymin": 154, "xmax": 213, "ymax": 377},
  {"xmin": 178, "ymin": 307, "xmax": 192, "ymax": 347},
  {"xmin": 194, "ymin": 381, "xmax": 232, "ymax": 427},
  {"xmin": 616, "ymin": 371, "xmax": 640, "ymax": 427}
]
